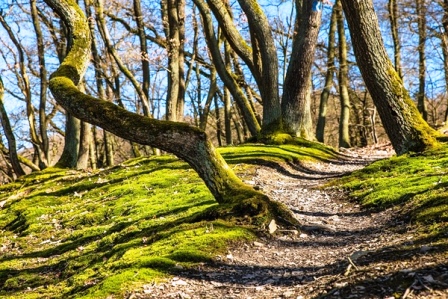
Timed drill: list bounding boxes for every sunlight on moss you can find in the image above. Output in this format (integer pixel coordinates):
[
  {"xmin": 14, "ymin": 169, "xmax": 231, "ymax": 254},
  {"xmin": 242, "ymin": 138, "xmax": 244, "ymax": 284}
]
[{"xmin": 335, "ymin": 144, "xmax": 448, "ymax": 228}]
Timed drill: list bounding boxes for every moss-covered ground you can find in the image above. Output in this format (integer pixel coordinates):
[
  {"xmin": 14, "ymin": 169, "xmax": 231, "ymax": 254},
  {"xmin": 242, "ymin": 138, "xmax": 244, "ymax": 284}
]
[
  {"xmin": 1, "ymin": 141, "xmax": 447, "ymax": 298},
  {"xmin": 334, "ymin": 144, "xmax": 448, "ymax": 242},
  {"xmin": 0, "ymin": 141, "xmax": 336, "ymax": 299}
]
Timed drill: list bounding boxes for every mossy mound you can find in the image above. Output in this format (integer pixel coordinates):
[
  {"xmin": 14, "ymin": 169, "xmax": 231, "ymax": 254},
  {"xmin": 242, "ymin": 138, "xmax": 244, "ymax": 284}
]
[
  {"xmin": 0, "ymin": 143, "xmax": 335, "ymax": 298},
  {"xmin": 333, "ymin": 144, "xmax": 448, "ymax": 239}
]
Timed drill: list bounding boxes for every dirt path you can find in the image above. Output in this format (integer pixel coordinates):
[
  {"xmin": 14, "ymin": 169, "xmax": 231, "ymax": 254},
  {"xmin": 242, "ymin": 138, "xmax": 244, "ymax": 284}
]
[{"xmin": 133, "ymin": 148, "xmax": 448, "ymax": 299}]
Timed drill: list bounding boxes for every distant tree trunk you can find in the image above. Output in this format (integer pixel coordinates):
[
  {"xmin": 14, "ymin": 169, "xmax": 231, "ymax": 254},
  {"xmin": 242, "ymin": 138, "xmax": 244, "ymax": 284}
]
[
  {"xmin": 236, "ymin": 0, "xmax": 281, "ymax": 134},
  {"xmin": 336, "ymin": 0, "xmax": 351, "ymax": 148},
  {"xmin": 441, "ymin": 0, "xmax": 448, "ymax": 122},
  {"xmin": 224, "ymin": 88, "xmax": 233, "ymax": 145},
  {"xmin": 198, "ymin": 66, "xmax": 216, "ymax": 131},
  {"xmin": 133, "ymin": 0, "xmax": 150, "ymax": 105},
  {"xmin": 165, "ymin": 0, "xmax": 186, "ymax": 121},
  {"xmin": 0, "ymin": 76, "xmax": 25, "ymax": 177},
  {"xmin": 282, "ymin": 0, "xmax": 322, "ymax": 139},
  {"xmin": 43, "ymin": 0, "xmax": 299, "ymax": 227},
  {"xmin": 95, "ymin": 0, "xmax": 151, "ymax": 116},
  {"xmin": 340, "ymin": 0, "xmax": 439, "ymax": 155},
  {"xmin": 416, "ymin": 0, "xmax": 428, "ymax": 121},
  {"xmin": 194, "ymin": 0, "xmax": 261, "ymax": 136},
  {"xmin": 56, "ymin": 113, "xmax": 80, "ymax": 168},
  {"xmin": 77, "ymin": 121, "xmax": 91, "ymax": 169},
  {"xmin": 388, "ymin": 0, "xmax": 403, "ymax": 79},
  {"xmin": 31, "ymin": 0, "xmax": 50, "ymax": 166},
  {"xmin": 0, "ymin": 14, "xmax": 47, "ymax": 169},
  {"xmin": 316, "ymin": 4, "xmax": 337, "ymax": 143}
]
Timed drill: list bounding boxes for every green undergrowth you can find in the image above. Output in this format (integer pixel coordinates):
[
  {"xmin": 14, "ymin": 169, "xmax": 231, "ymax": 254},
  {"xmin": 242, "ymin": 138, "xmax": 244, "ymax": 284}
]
[
  {"xmin": 219, "ymin": 138, "xmax": 338, "ymax": 165},
  {"xmin": 0, "ymin": 143, "xmax": 337, "ymax": 298},
  {"xmin": 334, "ymin": 144, "xmax": 448, "ymax": 240}
]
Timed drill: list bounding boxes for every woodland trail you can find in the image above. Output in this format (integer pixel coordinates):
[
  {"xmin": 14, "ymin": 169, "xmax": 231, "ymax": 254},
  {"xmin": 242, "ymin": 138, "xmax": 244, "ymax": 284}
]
[{"xmin": 132, "ymin": 146, "xmax": 448, "ymax": 299}]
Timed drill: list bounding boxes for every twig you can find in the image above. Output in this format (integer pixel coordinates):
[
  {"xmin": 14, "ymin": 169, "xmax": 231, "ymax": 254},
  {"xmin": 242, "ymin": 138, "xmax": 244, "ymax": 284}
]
[
  {"xmin": 416, "ymin": 275, "xmax": 433, "ymax": 291},
  {"xmin": 402, "ymin": 280, "xmax": 416, "ymax": 299}
]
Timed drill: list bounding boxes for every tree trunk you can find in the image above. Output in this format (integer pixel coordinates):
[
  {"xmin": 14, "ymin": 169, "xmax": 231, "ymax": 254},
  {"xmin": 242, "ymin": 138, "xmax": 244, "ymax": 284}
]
[
  {"xmin": 133, "ymin": 0, "xmax": 150, "ymax": 105},
  {"xmin": 0, "ymin": 14, "xmax": 47, "ymax": 169},
  {"xmin": 336, "ymin": 0, "xmax": 351, "ymax": 148},
  {"xmin": 77, "ymin": 121, "xmax": 92, "ymax": 169},
  {"xmin": 0, "ymin": 76, "xmax": 26, "ymax": 177},
  {"xmin": 194, "ymin": 0, "xmax": 261, "ymax": 136},
  {"xmin": 95, "ymin": 0, "xmax": 151, "ymax": 117},
  {"xmin": 31, "ymin": 0, "xmax": 50, "ymax": 166},
  {"xmin": 416, "ymin": 0, "xmax": 428, "ymax": 121},
  {"xmin": 316, "ymin": 4, "xmax": 337, "ymax": 143},
  {"xmin": 281, "ymin": 0, "xmax": 322, "ymax": 139},
  {"xmin": 236, "ymin": 0, "xmax": 281, "ymax": 134},
  {"xmin": 388, "ymin": 0, "xmax": 403, "ymax": 79},
  {"xmin": 340, "ymin": 0, "xmax": 439, "ymax": 155},
  {"xmin": 43, "ymin": 0, "xmax": 297, "ymax": 226},
  {"xmin": 56, "ymin": 113, "xmax": 81, "ymax": 168},
  {"xmin": 441, "ymin": 0, "xmax": 448, "ymax": 122},
  {"xmin": 165, "ymin": 0, "xmax": 186, "ymax": 121}
]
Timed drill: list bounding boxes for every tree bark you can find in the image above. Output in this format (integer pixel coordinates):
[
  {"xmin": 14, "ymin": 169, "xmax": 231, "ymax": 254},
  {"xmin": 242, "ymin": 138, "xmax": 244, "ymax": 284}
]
[
  {"xmin": 416, "ymin": 0, "xmax": 428, "ymax": 121},
  {"xmin": 43, "ymin": 0, "xmax": 298, "ymax": 227},
  {"xmin": 340, "ymin": 0, "xmax": 439, "ymax": 155},
  {"xmin": 336, "ymin": 0, "xmax": 351, "ymax": 148},
  {"xmin": 133, "ymin": 0, "xmax": 151, "ymax": 105},
  {"xmin": 316, "ymin": 4, "xmax": 337, "ymax": 143},
  {"xmin": 236, "ymin": 0, "xmax": 281, "ymax": 133},
  {"xmin": 282, "ymin": 0, "xmax": 322, "ymax": 139},
  {"xmin": 165, "ymin": 0, "xmax": 186, "ymax": 121},
  {"xmin": 388, "ymin": 0, "xmax": 403, "ymax": 79}
]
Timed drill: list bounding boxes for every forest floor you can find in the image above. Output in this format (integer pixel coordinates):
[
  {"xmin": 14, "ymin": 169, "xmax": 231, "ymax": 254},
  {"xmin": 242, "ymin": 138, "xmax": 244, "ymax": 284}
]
[{"xmin": 133, "ymin": 145, "xmax": 448, "ymax": 299}]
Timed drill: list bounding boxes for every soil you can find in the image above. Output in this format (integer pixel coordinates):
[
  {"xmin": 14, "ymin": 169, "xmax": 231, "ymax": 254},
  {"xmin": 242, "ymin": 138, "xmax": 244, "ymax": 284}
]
[{"xmin": 129, "ymin": 145, "xmax": 448, "ymax": 299}]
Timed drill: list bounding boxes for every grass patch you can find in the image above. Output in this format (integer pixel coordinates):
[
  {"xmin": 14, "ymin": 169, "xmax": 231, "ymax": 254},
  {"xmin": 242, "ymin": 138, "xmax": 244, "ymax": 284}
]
[
  {"xmin": 333, "ymin": 144, "xmax": 448, "ymax": 238},
  {"xmin": 0, "ymin": 143, "xmax": 336, "ymax": 298}
]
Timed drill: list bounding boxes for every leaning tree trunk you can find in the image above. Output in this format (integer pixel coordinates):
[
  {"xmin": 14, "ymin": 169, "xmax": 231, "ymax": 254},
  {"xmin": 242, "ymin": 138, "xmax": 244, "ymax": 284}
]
[
  {"xmin": 340, "ymin": 0, "xmax": 439, "ymax": 155},
  {"xmin": 282, "ymin": 0, "xmax": 322, "ymax": 139},
  {"xmin": 43, "ymin": 0, "xmax": 298, "ymax": 227}
]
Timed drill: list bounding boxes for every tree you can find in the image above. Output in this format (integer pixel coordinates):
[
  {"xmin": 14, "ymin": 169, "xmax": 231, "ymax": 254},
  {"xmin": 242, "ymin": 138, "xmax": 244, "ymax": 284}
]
[
  {"xmin": 340, "ymin": 0, "xmax": 440, "ymax": 155},
  {"xmin": 282, "ymin": 0, "xmax": 323, "ymax": 138},
  {"xmin": 0, "ymin": 75, "xmax": 25, "ymax": 177},
  {"xmin": 42, "ymin": 0, "xmax": 297, "ymax": 226},
  {"xmin": 416, "ymin": 0, "xmax": 428, "ymax": 120},
  {"xmin": 316, "ymin": 4, "xmax": 337, "ymax": 143},
  {"xmin": 336, "ymin": 0, "xmax": 351, "ymax": 148}
]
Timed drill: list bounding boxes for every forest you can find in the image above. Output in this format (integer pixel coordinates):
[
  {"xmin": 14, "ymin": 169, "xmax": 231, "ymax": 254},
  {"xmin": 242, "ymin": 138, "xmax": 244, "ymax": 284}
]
[{"xmin": 0, "ymin": 0, "xmax": 447, "ymax": 298}]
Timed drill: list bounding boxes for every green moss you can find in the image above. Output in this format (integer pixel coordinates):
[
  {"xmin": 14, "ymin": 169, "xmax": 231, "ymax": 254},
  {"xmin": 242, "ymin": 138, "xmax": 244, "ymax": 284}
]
[{"xmin": 334, "ymin": 144, "xmax": 448, "ymax": 227}]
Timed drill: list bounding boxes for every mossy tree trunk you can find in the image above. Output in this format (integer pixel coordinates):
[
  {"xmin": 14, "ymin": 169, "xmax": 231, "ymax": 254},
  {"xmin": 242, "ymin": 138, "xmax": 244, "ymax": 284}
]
[
  {"xmin": 340, "ymin": 0, "xmax": 439, "ymax": 155},
  {"xmin": 281, "ymin": 0, "xmax": 322, "ymax": 139},
  {"xmin": 43, "ymin": 0, "xmax": 297, "ymax": 226}
]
